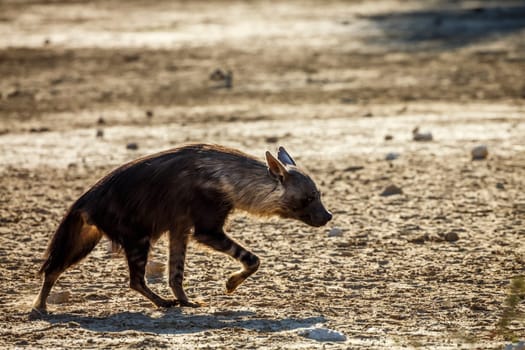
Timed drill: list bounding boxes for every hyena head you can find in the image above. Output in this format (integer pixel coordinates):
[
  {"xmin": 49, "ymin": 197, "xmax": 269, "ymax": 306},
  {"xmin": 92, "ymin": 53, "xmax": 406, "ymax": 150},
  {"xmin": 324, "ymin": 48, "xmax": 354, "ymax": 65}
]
[{"xmin": 266, "ymin": 147, "xmax": 332, "ymax": 227}]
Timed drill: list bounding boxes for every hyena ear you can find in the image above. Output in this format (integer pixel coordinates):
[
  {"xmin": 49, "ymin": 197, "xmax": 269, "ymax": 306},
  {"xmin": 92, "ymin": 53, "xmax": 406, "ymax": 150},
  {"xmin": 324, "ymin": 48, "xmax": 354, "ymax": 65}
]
[
  {"xmin": 277, "ymin": 146, "xmax": 296, "ymax": 166},
  {"xmin": 265, "ymin": 151, "xmax": 289, "ymax": 182}
]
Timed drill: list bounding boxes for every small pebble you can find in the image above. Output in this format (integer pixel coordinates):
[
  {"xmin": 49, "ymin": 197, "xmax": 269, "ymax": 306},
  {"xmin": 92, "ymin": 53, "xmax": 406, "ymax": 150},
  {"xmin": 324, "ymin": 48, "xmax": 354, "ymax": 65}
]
[
  {"xmin": 496, "ymin": 182, "xmax": 505, "ymax": 190},
  {"xmin": 298, "ymin": 327, "xmax": 346, "ymax": 342},
  {"xmin": 328, "ymin": 227, "xmax": 343, "ymax": 237},
  {"xmin": 344, "ymin": 165, "xmax": 364, "ymax": 172},
  {"xmin": 96, "ymin": 129, "xmax": 104, "ymax": 138},
  {"xmin": 412, "ymin": 127, "xmax": 433, "ymax": 141},
  {"xmin": 146, "ymin": 110, "xmax": 154, "ymax": 118},
  {"xmin": 29, "ymin": 127, "xmax": 50, "ymax": 133},
  {"xmin": 210, "ymin": 68, "xmax": 227, "ymax": 81},
  {"xmin": 444, "ymin": 231, "xmax": 459, "ymax": 242},
  {"xmin": 224, "ymin": 70, "xmax": 233, "ymax": 88},
  {"xmin": 126, "ymin": 142, "xmax": 139, "ymax": 150},
  {"xmin": 384, "ymin": 134, "xmax": 393, "ymax": 141},
  {"xmin": 97, "ymin": 117, "xmax": 106, "ymax": 125},
  {"xmin": 408, "ymin": 234, "xmax": 429, "ymax": 244},
  {"xmin": 380, "ymin": 184, "xmax": 403, "ymax": 196},
  {"xmin": 471, "ymin": 145, "xmax": 488, "ymax": 160},
  {"xmin": 107, "ymin": 241, "xmax": 120, "ymax": 254},
  {"xmin": 48, "ymin": 291, "xmax": 70, "ymax": 304},
  {"xmin": 385, "ymin": 152, "xmax": 400, "ymax": 161},
  {"xmin": 146, "ymin": 261, "xmax": 165, "ymax": 278},
  {"xmin": 265, "ymin": 136, "xmax": 279, "ymax": 143}
]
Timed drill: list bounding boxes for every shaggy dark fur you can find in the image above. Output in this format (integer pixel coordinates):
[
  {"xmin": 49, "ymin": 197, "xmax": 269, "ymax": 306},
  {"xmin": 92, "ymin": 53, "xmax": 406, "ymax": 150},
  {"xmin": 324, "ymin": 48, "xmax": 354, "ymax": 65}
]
[{"xmin": 34, "ymin": 144, "xmax": 332, "ymax": 311}]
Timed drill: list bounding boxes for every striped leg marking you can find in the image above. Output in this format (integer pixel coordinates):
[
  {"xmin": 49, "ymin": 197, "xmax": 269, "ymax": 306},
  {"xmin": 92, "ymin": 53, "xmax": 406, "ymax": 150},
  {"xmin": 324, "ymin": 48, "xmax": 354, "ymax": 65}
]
[
  {"xmin": 168, "ymin": 230, "xmax": 200, "ymax": 307},
  {"xmin": 125, "ymin": 241, "xmax": 176, "ymax": 308},
  {"xmin": 194, "ymin": 230, "xmax": 260, "ymax": 294}
]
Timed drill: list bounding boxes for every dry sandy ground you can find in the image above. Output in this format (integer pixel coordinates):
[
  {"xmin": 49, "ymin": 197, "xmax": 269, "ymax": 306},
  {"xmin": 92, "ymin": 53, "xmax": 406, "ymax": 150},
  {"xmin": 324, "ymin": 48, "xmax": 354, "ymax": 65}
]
[{"xmin": 1, "ymin": 0, "xmax": 525, "ymax": 349}]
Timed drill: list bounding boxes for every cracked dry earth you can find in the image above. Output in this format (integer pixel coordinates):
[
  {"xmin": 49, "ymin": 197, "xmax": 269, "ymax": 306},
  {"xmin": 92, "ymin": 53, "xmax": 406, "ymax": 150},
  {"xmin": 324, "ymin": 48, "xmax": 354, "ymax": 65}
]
[{"xmin": 1, "ymin": 0, "xmax": 525, "ymax": 349}]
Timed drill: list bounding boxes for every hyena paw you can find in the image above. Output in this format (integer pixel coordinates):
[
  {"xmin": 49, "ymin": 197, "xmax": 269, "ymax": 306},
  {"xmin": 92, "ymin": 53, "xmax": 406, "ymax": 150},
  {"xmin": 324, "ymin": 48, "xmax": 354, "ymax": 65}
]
[
  {"xmin": 226, "ymin": 274, "xmax": 245, "ymax": 294},
  {"xmin": 178, "ymin": 300, "xmax": 204, "ymax": 308},
  {"xmin": 29, "ymin": 307, "xmax": 48, "ymax": 320},
  {"xmin": 156, "ymin": 299, "xmax": 179, "ymax": 308}
]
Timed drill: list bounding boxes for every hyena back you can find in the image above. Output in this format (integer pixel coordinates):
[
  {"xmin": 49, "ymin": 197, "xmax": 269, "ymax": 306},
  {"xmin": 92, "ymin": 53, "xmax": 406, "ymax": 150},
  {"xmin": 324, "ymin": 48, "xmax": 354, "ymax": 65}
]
[{"xmin": 34, "ymin": 144, "xmax": 332, "ymax": 312}]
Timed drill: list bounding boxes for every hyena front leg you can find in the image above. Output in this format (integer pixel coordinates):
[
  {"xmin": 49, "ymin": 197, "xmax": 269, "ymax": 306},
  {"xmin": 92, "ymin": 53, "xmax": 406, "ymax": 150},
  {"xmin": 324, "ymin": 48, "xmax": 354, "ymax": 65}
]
[
  {"xmin": 194, "ymin": 228, "xmax": 260, "ymax": 294},
  {"xmin": 168, "ymin": 228, "xmax": 200, "ymax": 307},
  {"xmin": 124, "ymin": 237, "xmax": 177, "ymax": 308}
]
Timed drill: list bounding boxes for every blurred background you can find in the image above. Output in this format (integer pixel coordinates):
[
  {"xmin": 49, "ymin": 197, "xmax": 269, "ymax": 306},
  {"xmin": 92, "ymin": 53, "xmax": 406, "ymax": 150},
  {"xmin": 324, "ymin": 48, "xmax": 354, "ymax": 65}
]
[{"xmin": 1, "ymin": 0, "xmax": 524, "ymax": 168}]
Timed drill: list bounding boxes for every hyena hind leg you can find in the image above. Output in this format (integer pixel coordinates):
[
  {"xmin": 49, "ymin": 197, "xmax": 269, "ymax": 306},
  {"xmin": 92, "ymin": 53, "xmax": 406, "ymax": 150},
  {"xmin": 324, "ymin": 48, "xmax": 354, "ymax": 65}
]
[
  {"xmin": 32, "ymin": 271, "xmax": 61, "ymax": 315},
  {"xmin": 34, "ymin": 213, "xmax": 103, "ymax": 313},
  {"xmin": 193, "ymin": 229, "xmax": 260, "ymax": 294}
]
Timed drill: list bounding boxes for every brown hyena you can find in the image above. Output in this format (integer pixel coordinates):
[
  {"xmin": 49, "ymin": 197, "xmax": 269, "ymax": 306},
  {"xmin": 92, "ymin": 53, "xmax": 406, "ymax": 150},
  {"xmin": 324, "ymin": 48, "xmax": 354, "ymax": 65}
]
[{"xmin": 34, "ymin": 144, "xmax": 332, "ymax": 312}]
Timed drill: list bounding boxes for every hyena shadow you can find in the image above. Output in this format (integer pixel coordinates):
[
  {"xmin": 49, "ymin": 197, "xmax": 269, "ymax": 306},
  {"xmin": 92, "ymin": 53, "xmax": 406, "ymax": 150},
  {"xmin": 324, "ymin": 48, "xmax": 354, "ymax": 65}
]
[{"xmin": 42, "ymin": 310, "xmax": 326, "ymax": 335}]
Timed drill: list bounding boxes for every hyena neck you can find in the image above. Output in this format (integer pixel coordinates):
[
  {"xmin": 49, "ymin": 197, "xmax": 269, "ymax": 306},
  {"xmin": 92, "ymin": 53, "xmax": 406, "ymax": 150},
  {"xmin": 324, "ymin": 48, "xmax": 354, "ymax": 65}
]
[{"xmin": 225, "ymin": 164, "xmax": 284, "ymax": 217}]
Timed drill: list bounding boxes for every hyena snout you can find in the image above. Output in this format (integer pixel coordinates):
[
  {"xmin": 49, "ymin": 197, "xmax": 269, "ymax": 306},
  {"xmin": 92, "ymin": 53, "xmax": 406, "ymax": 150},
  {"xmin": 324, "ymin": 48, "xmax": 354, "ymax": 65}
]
[{"xmin": 300, "ymin": 202, "xmax": 332, "ymax": 227}]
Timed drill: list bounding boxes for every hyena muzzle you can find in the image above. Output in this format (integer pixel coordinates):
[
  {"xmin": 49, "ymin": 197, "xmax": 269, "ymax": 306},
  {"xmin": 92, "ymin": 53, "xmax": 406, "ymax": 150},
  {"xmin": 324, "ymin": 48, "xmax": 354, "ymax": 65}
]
[{"xmin": 33, "ymin": 144, "xmax": 332, "ymax": 312}]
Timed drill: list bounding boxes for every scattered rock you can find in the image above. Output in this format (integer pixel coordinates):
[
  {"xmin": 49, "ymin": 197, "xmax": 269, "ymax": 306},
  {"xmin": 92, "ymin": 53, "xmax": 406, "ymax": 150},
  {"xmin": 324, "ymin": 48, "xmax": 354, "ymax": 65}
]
[
  {"xmin": 123, "ymin": 54, "xmax": 141, "ymax": 62},
  {"xmin": 51, "ymin": 77, "xmax": 64, "ymax": 85},
  {"xmin": 412, "ymin": 127, "xmax": 433, "ymax": 141},
  {"xmin": 126, "ymin": 142, "xmax": 139, "ymax": 150},
  {"xmin": 97, "ymin": 116, "xmax": 106, "ymax": 125},
  {"xmin": 328, "ymin": 227, "xmax": 343, "ymax": 237},
  {"xmin": 384, "ymin": 134, "xmax": 393, "ymax": 141},
  {"xmin": 408, "ymin": 234, "xmax": 429, "ymax": 244},
  {"xmin": 43, "ymin": 38, "xmax": 51, "ymax": 45},
  {"xmin": 210, "ymin": 69, "xmax": 233, "ymax": 88},
  {"xmin": 385, "ymin": 152, "xmax": 400, "ymax": 161},
  {"xmin": 29, "ymin": 127, "xmax": 50, "ymax": 133},
  {"xmin": 471, "ymin": 145, "xmax": 488, "ymax": 160},
  {"xmin": 363, "ymin": 112, "xmax": 373, "ymax": 118},
  {"xmin": 210, "ymin": 68, "xmax": 227, "ymax": 81},
  {"xmin": 48, "ymin": 291, "xmax": 70, "ymax": 304},
  {"xmin": 146, "ymin": 261, "xmax": 165, "ymax": 278},
  {"xmin": 380, "ymin": 184, "xmax": 403, "ymax": 196},
  {"xmin": 298, "ymin": 327, "xmax": 346, "ymax": 342},
  {"xmin": 96, "ymin": 129, "xmax": 104, "ymax": 138},
  {"xmin": 85, "ymin": 293, "xmax": 110, "ymax": 301},
  {"xmin": 344, "ymin": 165, "xmax": 364, "ymax": 172},
  {"xmin": 505, "ymin": 341, "xmax": 525, "ymax": 350},
  {"xmin": 496, "ymin": 182, "xmax": 505, "ymax": 190},
  {"xmin": 107, "ymin": 241, "xmax": 121, "ymax": 254},
  {"xmin": 224, "ymin": 71, "xmax": 233, "ymax": 88},
  {"xmin": 146, "ymin": 110, "xmax": 154, "ymax": 118},
  {"xmin": 444, "ymin": 231, "xmax": 460, "ymax": 242},
  {"xmin": 265, "ymin": 136, "xmax": 279, "ymax": 143}
]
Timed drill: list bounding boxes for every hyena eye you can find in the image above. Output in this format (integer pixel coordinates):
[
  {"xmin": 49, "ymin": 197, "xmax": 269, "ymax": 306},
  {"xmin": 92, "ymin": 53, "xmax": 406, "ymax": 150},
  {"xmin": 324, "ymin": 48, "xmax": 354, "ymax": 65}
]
[{"xmin": 301, "ymin": 196, "xmax": 314, "ymax": 207}]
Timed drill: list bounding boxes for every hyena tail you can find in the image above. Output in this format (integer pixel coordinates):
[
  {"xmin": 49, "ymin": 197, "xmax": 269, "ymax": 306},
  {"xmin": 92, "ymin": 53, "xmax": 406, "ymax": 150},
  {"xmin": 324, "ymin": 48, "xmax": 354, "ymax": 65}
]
[
  {"xmin": 39, "ymin": 210, "xmax": 102, "ymax": 275},
  {"xmin": 35, "ymin": 209, "xmax": 103, "ymax": 311}
]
